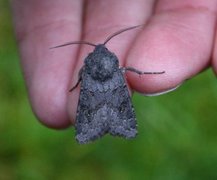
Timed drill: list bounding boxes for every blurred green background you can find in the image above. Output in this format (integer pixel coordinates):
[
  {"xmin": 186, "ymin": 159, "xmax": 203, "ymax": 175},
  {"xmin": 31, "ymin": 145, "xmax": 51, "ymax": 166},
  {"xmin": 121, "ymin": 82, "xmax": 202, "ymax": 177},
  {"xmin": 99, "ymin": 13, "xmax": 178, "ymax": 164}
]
[{"xmin": 1, "ymin": 1, "xmax": 217, "ymax": 180}]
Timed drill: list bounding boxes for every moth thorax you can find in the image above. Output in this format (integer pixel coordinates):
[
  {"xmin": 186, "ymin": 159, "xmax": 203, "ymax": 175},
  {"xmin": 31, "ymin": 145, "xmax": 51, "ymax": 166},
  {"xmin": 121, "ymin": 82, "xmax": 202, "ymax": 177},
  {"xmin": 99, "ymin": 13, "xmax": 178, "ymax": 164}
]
[{"xmin": 91, "ymin": 56, "xmax": 116, "ymax": 81}]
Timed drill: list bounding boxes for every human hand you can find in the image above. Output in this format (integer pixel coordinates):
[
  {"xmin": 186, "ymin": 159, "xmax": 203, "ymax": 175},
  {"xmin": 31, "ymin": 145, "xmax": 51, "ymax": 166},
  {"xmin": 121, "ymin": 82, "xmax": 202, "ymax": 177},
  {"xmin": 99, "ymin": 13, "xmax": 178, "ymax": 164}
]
[{"xmin": 11, "ymin": 0, "xmax": 217, "ymax": 128}]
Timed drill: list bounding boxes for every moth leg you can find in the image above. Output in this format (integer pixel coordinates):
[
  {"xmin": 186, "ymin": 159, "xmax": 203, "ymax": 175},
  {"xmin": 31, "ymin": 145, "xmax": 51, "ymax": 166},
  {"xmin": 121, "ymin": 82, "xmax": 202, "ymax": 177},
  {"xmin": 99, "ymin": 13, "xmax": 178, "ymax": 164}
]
[
  {"xmin": 69, "ymin": 67, "xmax": 84, "ymax": 92},
  {"xmin": 121, "ymin": 67, "xmax": 165, "ymax": 75}
]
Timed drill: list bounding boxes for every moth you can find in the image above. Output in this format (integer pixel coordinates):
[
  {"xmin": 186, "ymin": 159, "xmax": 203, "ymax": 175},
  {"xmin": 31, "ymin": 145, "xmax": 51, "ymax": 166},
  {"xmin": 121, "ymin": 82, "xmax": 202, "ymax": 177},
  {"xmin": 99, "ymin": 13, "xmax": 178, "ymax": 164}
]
[{"xmin": 51, "ymin": 25, "xmax": 164, "ymax": 144}]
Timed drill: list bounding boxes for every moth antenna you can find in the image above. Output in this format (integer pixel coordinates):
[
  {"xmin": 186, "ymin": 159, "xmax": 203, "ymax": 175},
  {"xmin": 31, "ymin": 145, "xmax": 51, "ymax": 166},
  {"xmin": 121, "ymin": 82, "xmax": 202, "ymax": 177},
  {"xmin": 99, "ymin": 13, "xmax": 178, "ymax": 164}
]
[
  {"xmin": 50, "ymin": 41, "xmax": 97, "ymax": 49},
  {"xmin": 103, "ymin": 24, "xmax": 144, "ymax": 45}
]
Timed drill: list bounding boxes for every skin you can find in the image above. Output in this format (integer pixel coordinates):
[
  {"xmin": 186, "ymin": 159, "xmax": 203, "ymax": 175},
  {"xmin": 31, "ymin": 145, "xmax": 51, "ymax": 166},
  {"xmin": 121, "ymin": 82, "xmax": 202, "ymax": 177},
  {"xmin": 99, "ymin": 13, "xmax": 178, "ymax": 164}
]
[{"xmin": 11, "ymin": 0, "xmax": 217, "ymax": 129}]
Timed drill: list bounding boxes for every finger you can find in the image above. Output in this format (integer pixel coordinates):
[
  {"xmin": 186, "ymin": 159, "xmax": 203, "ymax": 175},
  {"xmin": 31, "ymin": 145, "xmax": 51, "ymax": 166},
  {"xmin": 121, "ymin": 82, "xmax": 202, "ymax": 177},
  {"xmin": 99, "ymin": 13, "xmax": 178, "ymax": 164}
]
[
  {"xmin": 126, "ymin": 0, "xmax": 217, "ymax": 94},
  {"xmin": 68, "ymin": 0, "xmax": 156, "ymax": 121},
  {"xmin": 11, "ymin": 0, "xmax": 83, "ymax": 128}
]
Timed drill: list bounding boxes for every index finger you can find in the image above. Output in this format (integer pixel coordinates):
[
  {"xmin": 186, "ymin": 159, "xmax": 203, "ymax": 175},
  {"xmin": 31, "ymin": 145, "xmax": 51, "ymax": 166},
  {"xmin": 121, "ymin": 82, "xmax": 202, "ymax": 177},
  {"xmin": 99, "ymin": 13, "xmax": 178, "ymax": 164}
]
[{"xmin": 11, "ymin": 0, "xmax": 83, "ymax": 128}]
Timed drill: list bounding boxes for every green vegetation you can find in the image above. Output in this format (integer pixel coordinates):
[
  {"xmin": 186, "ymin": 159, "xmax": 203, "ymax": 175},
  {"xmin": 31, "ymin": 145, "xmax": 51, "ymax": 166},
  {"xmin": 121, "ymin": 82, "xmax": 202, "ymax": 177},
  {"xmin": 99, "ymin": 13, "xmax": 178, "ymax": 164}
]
[{"xmin": 1, "ymin": 1, "xmax": 217, "ymax": 180}]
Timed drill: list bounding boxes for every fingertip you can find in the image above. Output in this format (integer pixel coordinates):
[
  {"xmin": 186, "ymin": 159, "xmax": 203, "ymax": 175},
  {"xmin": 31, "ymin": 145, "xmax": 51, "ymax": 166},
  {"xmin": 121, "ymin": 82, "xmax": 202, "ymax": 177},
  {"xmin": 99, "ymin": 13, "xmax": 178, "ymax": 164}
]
[
  {"xmin": 125, "ymin": 45, "xmax": 188, "ymax": 94},
  {"xmin": 29, "ymin": 80, "xmax": 72, "ymax": 129},
  {"xmin": 31, "ymin": 99, "xmax": 71, "ymax": 129}
]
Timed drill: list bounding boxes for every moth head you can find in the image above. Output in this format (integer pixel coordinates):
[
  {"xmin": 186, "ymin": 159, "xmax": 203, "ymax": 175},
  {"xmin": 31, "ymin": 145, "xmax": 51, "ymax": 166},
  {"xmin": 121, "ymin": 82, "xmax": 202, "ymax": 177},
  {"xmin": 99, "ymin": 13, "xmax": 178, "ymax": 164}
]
[{"xmin": 85, "ymin": 45, "xmax": 119, "ymax": 81}]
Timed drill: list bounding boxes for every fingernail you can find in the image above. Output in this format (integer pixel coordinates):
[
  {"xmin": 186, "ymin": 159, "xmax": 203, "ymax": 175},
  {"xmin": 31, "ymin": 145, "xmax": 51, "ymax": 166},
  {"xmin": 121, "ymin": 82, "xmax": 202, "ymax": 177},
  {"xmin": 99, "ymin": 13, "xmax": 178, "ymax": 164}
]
[{"xmin": 141, "ymin": 83, "xmax": 182, "ymax": 97}]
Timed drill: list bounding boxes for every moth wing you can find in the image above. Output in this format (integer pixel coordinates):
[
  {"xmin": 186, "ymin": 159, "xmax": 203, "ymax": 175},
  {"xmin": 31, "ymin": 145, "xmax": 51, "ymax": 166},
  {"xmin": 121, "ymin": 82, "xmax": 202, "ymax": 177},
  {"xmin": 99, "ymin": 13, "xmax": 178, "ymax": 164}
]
[
  {"xmin": 75, "ymin": 72, "xmax": 110, "ymax": 144},
  {"xmin": 75, "ymin": 70, "xmax": 137, "ymax": 144},
  {"xmin": 107, "ymin": 70, "xmax": 137, "ymax": 138}
]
